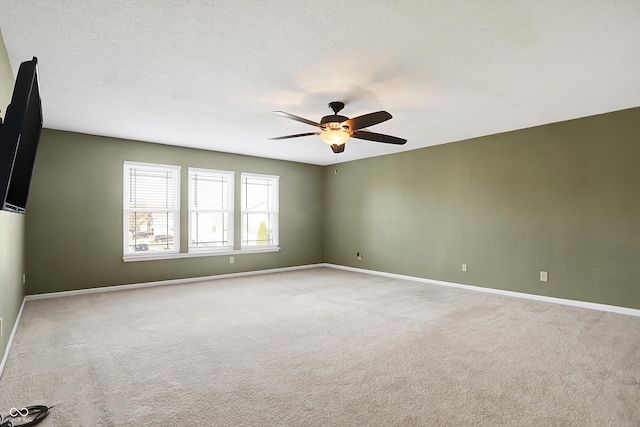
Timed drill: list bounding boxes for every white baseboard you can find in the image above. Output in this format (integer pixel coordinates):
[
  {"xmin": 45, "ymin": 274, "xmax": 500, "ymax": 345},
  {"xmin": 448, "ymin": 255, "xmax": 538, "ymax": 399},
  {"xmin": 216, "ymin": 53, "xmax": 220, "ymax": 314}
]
[
  {"xmin": 0, "ymin": 298, "xmax": 26, "ymax": 380},
  {"xmin": 3, "ymin": 262, "xmax": 636, "ymax": 379},
  {"xmin": 323, "ymin": 263, "xmax": 640, "ymax": 317},
  {"xmin": 25, "ymin": 263, "xmax": 326, "ymax": 301},
  {"xmin": 23, "ymin": 262, "xmax": 640, "ymax": 317}
]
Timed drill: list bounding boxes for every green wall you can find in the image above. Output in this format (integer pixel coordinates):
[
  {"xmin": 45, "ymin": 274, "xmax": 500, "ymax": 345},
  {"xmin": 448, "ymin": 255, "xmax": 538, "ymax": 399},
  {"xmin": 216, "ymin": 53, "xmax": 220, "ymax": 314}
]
[
  {"xmin": 20, "ymin": 100, "xmax": 640, "ymax": 309},
  {"xmin": 324, "ymin": 107, "xmax": 640, "ymax": 309},
  {"xmin": 25, "ymin": 130, "xmax": 324, "ymax": 294},
  {"xmin": 0, "ymin": 29, "xmax": 25, "ymax": 362}
]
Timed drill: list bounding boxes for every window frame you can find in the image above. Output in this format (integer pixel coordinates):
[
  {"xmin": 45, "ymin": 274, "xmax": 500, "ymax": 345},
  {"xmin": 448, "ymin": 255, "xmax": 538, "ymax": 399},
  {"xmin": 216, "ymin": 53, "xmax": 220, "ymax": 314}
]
[
  {"xmin": 240, "ymin": 172, "xmax": 279, "ymax": 250},
  {"xmin": 123, "ymin": 161, "xmax": 181, "ymax": 259},
  {"xmin": 188, "ymin": 167, "xmax": 235, "ymax": 253}
]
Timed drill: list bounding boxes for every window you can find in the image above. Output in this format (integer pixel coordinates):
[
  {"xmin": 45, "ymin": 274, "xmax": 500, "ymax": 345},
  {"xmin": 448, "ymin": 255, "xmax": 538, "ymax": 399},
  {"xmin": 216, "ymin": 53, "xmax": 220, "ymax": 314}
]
[
  {"xmin": 124, "ymin": 162, "xmax": 180, "ymax": 256},
  {"xmin": 123, "ymin": 164, "xmax": 279, "ymax": 260},
  {"xmin": 241, "ymin": 173, "xmax": 279, "ymax": 248},
  {"xmin": 188, "ymin": 168, "xmax": 234, "ymax": 252}
]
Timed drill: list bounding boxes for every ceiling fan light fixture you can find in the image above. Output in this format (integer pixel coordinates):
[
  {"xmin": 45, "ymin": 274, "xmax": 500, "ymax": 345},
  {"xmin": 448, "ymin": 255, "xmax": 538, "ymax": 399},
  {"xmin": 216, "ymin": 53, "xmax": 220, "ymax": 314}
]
[
  {"xmin": 270, "ymin": 102, "xmax": 406, "ymax": 153},
  {"xmin": 320, "ymin": 128, "xmax": 350, "ymax": 145}
]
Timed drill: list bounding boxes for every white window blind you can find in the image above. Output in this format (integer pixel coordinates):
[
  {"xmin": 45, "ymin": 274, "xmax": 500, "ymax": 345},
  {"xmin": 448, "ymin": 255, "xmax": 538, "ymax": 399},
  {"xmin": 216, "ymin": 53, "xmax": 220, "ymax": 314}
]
[
  {"xmin": 241, "ymin": 173, "xmax": 279, "ymax": 248},
  {"xmin": 188, "ymin": 168, "xmax": 234, "ymax": 251},
  {"xmin": 123, "ymin": 162, "xmax": 180, "ymax": 256}
]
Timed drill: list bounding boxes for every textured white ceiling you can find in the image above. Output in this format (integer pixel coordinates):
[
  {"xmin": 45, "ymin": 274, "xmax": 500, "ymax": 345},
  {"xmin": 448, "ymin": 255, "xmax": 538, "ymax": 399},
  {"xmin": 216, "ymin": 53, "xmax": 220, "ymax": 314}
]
[{"xmin": 1, "ymin": 0, "xmax": 639, "ymax": 166}]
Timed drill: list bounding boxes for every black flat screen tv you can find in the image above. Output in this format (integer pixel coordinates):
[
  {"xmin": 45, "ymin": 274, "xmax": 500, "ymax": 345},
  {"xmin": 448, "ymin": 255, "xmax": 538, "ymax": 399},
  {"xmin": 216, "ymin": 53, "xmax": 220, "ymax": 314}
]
[{"xmin": 0, "ymin": 57, "xmax": 42, "ymax": 214}]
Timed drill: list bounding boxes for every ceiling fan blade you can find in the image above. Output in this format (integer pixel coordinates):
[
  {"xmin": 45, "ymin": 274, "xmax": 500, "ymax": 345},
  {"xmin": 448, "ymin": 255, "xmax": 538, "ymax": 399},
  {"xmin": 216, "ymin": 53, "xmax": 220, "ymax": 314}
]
[
  {"xmin": 268, "ymin": 132, "xmax": 320, "ymax": 140},
  {"xmin": 341, "ymin": 111, "xmax": 392, "ymax": 131},
  {"xmin": 351, "ymin": 130, "xmax": 407, "ymax": 145},
  {"xmin": 273, "ymin": 111, "xmax": 322, "ymax": 128}
]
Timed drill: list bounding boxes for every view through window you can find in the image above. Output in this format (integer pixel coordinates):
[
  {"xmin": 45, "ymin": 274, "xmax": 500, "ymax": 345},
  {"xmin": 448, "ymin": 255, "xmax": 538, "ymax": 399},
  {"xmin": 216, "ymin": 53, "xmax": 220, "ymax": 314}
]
[
  {"xmin": 241, "ymin": 173, "xmax": 279, "ymax": 247},
  {"xmin": 124, "ymin": 162, "xmax": 180, "ymax": 255},
  {"xmin": 189, "ymin": 168, "xmax": 234, "ymax": 251}
]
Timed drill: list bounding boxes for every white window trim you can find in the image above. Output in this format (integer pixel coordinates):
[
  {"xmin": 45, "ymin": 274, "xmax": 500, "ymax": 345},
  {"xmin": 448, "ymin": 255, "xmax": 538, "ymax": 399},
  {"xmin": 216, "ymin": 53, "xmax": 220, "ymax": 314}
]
[
  {"xmin": 123, "ymin": 161, "xmax": 181, "ymax": 260},
  {"xmin": 188, "ymin": 168, "xmax": 235, "ymax": 253},
  {"xmin": 240, "ymin": 172, "xmax": 279, "ymax": 250},
  {"xmin": 122, "ymin": 246, "xmax": 280, "ymax": 262}
]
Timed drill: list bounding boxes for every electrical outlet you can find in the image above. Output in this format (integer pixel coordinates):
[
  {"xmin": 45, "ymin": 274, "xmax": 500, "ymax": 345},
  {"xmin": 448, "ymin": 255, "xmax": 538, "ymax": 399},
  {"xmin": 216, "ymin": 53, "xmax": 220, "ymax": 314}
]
[
  {"xmin": 23, "ymin": 273, "xmax": 26, "ymax": 285},
  {"xmin": 230, "ymin": 256, "xmax": 235, "ymax": 264},
  {"xmin": 462, "ymin": 263, "xmax": 468, "ymax": 272},
  {"xmin": 1, "ymin": 317, "xmax": 3, "ymax": 337},
  {"xmin": 357, "ymin": 252, "xmax": 362, "ymax": 261},
  {"xmin": 540, "ymin": 271, "xmax": 549, "ymax": 282}
]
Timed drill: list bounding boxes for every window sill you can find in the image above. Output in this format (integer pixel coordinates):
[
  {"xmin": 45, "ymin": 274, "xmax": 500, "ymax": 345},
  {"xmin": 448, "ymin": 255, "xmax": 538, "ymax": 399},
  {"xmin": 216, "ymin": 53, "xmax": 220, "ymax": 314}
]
[{"xmin": 123, "ymin": 247, "xmax": 281, "ymax": 262}]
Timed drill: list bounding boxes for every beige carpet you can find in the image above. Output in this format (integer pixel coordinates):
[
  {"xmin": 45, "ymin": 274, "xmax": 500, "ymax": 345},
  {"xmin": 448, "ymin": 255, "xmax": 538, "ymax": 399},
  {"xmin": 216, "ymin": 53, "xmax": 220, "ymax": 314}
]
[{"xmin": 1, "ymin": 268, "xmax": 639, "ymax": 426}]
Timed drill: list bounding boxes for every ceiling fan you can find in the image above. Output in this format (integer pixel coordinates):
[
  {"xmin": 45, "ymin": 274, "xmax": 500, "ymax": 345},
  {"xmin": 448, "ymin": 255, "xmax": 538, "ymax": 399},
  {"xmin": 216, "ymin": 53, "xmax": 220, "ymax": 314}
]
[{"xmin": 269, "ymin": 101, "xmax": 407, "ymax": 153}]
